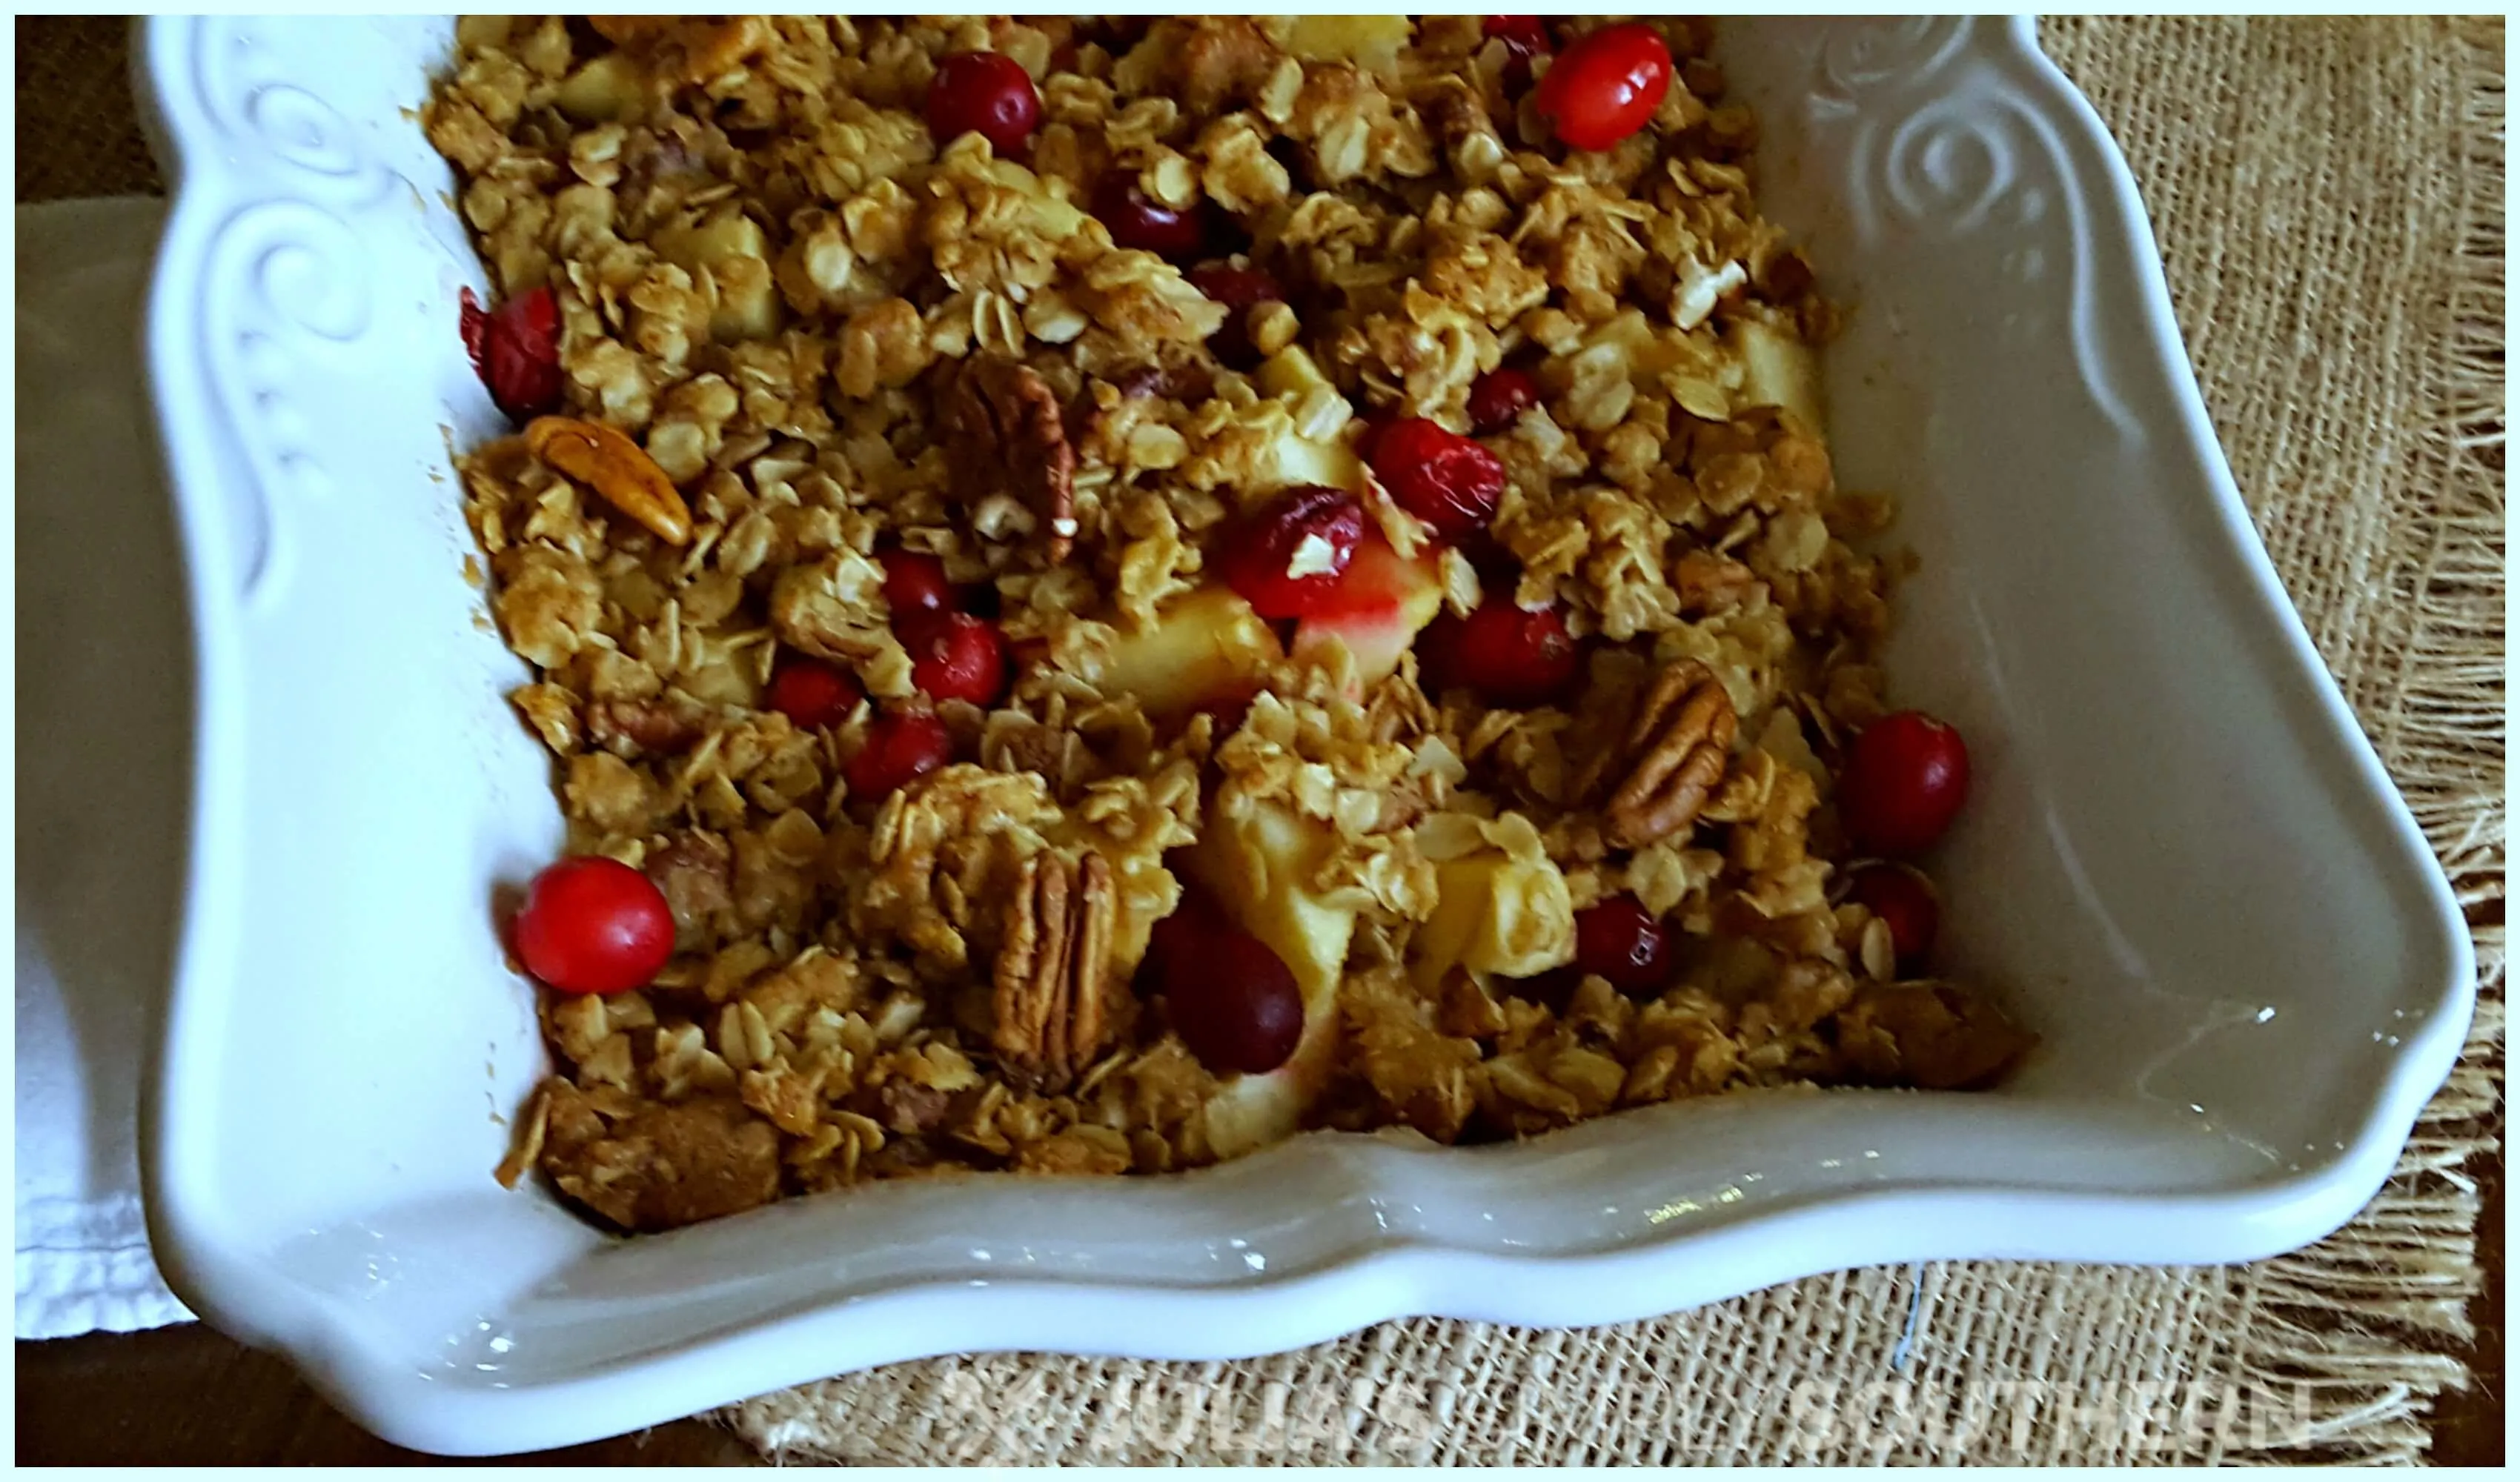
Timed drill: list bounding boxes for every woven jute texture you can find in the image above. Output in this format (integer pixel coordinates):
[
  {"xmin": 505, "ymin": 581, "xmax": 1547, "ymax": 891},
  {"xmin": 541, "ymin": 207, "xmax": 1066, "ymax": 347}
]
[{"xmin": 26, "ymin": 15, "xmax": 2501, "ymax": 1466}]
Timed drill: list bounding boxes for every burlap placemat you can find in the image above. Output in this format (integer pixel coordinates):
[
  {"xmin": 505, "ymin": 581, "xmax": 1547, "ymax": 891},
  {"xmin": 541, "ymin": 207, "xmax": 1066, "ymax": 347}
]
[{"xmin": 24, "ymin": 15, "xmax": 2502, "ymax": 1466}]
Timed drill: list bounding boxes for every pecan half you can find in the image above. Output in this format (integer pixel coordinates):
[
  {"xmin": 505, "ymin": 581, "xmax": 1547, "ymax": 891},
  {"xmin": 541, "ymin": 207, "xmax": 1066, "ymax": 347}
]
[
  {"xmin": 525, "ymin": 415, "xmax": 693, "ymax": 545},
  {"xmin": 646, "ymin": 828, "xmax": 733, "ymax": 934},
  {"xmin": 992, "ymin": 850, "xmax": 1117, "ymax": 1093},
  {"xmin": 943, "ymin": 356, "xmax": 1078, "ymax": 562},
  {"xmin": 1603, "ymin": 659, "xmax": 1737, "ymax": 850},
  {"xmin": 587, "ymin": 695, "xmax": 703, "ymax": 756}
]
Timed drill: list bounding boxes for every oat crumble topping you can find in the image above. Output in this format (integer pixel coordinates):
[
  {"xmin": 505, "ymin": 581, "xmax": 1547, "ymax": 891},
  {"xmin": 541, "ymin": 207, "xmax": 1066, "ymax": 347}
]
[{"xmin": 431, "ymin": 14, "xmax": 2033, "ymax": 1234}]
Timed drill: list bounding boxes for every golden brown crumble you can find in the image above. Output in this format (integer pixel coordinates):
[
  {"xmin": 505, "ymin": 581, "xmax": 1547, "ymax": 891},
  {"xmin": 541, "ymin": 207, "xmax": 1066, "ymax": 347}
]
[{"xmin": 436, "ymin": 13, "xmax": 2032, "ymax": 1235}]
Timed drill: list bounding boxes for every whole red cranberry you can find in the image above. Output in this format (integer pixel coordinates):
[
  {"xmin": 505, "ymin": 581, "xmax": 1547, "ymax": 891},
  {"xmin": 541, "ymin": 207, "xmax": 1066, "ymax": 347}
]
[
  {"xmin": 1574, "ymin": 895, "xmax": 1674, "ymax": 997},
  {"xmin": 1839, "ymin": 711, "xmax": 1972, "ymax": 857},
  {"xmin": 846, "ymin": 708, "xmax": 955, "ymax": 800},
  {"xmin": 1421, "ymin": 595, "xmax": 1580, "ymax": 708},
  {"xmin": 1846, "ymin": 863, "xmax": 1940, "ymax": 973},
  {"xmin": 1092, "ymin": 167, "xmax": 1212, "ymax": 260},
  {"xmin": 1466, "ymin": 367, "xmax": 1541, "ymax": 434},
  {"xmin": 881, "ymin": 548, "xmax": 958, "ymax": 618},
  {"xmin": 1213, "ymin": 485, "xmax": 1366, "ymax": 620},
  {"xmin": 1187, "ymin": 262, "xmax": 1287, "ymax": 368},
  {"xmin": 1165, "ymin": 922, "xmax": 1305, "ymax": 1076},
  {"xmin": 1534, "ymin": 21, "xmax": 1674, "ymax": 151},
  {"xmin": 901, "ymin": 610, "xmax": 1010, "ymax": 708},
  {"xmin": 1140, "ymin": 881, "xmax": 1230, "ymax": 994},
  {"xmin": 1371, "ymin": 416, "xmax": 1508, "ymax": 537},
  {"xmin": 765, "ymin": 654, "xmax": 862, "ymax": 731},
  {"xmin": 926, "ymin": 50, "xmax": 1041, "ymax": 156},
  {"xmin": 458, "ymin": 285, "xmax": 563, "ymax": 422},
  {"xmin": 511, "ymin": 856, "xmax": 676, "ymax": 997}
]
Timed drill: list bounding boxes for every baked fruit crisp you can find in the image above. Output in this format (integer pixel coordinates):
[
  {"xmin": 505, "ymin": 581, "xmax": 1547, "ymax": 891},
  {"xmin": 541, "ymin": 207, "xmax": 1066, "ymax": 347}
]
[{"xmin": 431, "ymin": 15, "xmax": 2035, "ymax": 1235}]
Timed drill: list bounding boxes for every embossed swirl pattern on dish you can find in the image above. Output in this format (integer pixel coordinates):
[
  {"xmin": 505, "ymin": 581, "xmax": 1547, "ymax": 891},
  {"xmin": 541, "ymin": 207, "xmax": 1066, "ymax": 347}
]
[
  {"xmin": 185, "ymin": 15, "xmax": 399, "ymax": 605},
  {"xmin": 1806, "ymin": 18, "xmax": 2140, "ymax": 438}
]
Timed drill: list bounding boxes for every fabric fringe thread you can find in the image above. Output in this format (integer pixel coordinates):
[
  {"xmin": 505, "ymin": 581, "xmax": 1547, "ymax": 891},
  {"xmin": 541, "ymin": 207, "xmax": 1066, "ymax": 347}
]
[{"xmin": 2190, "ymin": 16, "xmax": 2504, "ymax": 1467}]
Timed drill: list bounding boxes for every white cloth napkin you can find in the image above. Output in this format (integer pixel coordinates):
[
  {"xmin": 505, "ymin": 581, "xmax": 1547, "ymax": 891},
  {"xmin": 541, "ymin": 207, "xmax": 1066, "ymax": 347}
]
[{"xmin": 16, "ymin": 196, "xmax": 197, "ymax": 1338}]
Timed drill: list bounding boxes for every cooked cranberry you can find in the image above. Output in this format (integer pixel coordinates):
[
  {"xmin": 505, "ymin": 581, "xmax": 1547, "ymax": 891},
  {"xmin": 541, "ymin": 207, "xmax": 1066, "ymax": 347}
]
[
  {"xmin": 1574, "ymin": 895, "xmax": 1673, "ymax": 997},
  {"xmin": 1187, "ymin": 262, "xmax": 1286, "ymax": 367},
  {"xmin": 458, "ymin": 285, "xmax": 563, "ymax": 422},
  {"xmin": 1422, "ymin": 595, "xmax": 1580, "ymax": 708},
  {"xmin": 1166, "ymin": 922, "xmax": 1304, "ymax": 1076},
  {"xmin": 1484, "ymin": 15, "xmax": 1551, "ymax": 89},
  {"xmin": 1839, "ymin": 711, "xmax": 1972, "ymax": 857},
  {"xmin": 1213, "ymin": 485, "xmax": 1366, "ymax": 619},
  {"xmin": 1353, "ymin": 411, "xmax": 1399, "ymax": 464},
  {"xmin": 1372, "ymin": 417, "xmax": 1507, "ymax": 537},
  {"xmin": 1847, "ymin": 863, "xmax": 1940, "ymax": 973},
  {"xmin": 1092, "ymin": 167, "xmax": 1212, "ymax": 260},
  {"xmin": 926, "ymin": 50, "xmax": 1041, "ymax": 156},
  {"xmin": 881, "ymin": 548, "xmax": 958, "ymax": 617},
  {"xmin": 1534, "ymin": 21, "xmax": 1673, "ymax": 151},
  {"xmin": 1140, "ymin": 882, "xmax": 1230, "ymax": 994},
  {"xmin": 513, "ymin": 856, "xmax": 675, "ymax": 997},
  {"xmin": 846, "ymin": 708, "xmax": 955, "ymax": 800},
  {"xmin": 765, "ymin": 655, "xmax": 862, "ymax": 731},
  {"xmin": 1466, "ymin": 368, "xmax": 1541, "ymax": 434},
  {"xmin": 901, "ymin": 610, "xmax": 1010, "ymax": 708}
]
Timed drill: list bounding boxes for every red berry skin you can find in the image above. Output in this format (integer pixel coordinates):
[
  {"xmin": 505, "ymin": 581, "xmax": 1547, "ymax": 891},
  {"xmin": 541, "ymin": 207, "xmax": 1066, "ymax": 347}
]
[
  {"xmin": 1353, "ymin": 412, "xmax": 1398, "ymax": 465},
  {"xmin": 901, "ymin": 611, "xmax": 1010, "ymax": 708},
  {"xmin": 1187, "ymin": 263, "xmax": 1286, "ymax": 368},
  {"xmin": 1214, "ymin": 485, "xmax": 1367, "ymax": 619},
  {"xmin": 1092, "ymin": 168, "xmax": 1213, "ymax": 260},
  {"xmin": 1422, "ymin": 597, "xmax": 1580, "ymax": 708},
  {"xmin": 1535, "ymin": 21, "xmax": 1674, "ymax": 151},
  {"xmin": 1466, "ymin": 368, "xmax": 1541, "ymax": 434},
  {"xmin": 1574, "ymin": 895, "xmax": 1674, "ymax": 997},
  {"xmin": 926, "ymin": 51, "xmax": 1041, "ymax": 156},
  {"xmin": 1166, "ymin": 922, "xmax": 1304, "ymax": 1076},
  {"xmin": 1839, "ymin": 711, "xmax": 1972, "ymax": 857},
  {"xmin": 458, "ymin": 285, "xmax": 563, "ymax": 422},
  {"xmin": 1140, "ymin": 881, "xmax": 1230, "ymax": 994},
  {"xmin": 514, "ymin": 856, "xmax": 676, "ymax": 996},
  {"xmin": 1846, "ymin": 864, "xmax": 1940, "ymax": 974},
  {"xmin": 881, "ymin": 548, "xmax": 958, "ymax": 617},
  {"xmin": 1373, "ymin": 417, "xmax": 1507, "ymax": 537},
  {"xmin": 1484, "ymin": 15, "xmax": 1551, "ymax": 88},
  {"xmin": 847, "ymin": 709, "xmax": 955, "ymax": 800},
  {"xmin": 766, "ymin": 655, "xmax": 863, "ymax": 731}
]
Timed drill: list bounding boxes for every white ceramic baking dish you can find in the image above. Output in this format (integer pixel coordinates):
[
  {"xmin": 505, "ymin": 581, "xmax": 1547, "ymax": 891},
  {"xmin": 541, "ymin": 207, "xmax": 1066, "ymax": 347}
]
[{"xmin": 135, "ymin": 15, "xmax": 2474, "ymax": 1456}]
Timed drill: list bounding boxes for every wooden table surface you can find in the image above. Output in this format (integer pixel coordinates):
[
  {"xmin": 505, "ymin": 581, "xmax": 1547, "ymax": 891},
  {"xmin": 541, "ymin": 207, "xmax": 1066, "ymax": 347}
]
[{"xmin": 12, "ymin": 12, "xmax": 2501, "ymax": 1468}]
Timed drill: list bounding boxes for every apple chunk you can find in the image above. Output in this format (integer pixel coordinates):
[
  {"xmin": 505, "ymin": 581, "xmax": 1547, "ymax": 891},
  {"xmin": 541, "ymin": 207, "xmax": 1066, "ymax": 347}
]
[
  {"xmin": 1408, "ymin": 850, "xmax": 1576, "ymax": 994},
  {"xmin": 1728, "ymin": 317, "xmax": 1825, "ymax": 433},
  {"xmin": 1185, "ymin": 794, "xmax": 1357, "ymax": 1157},
  {"xmin": 1253, "ymin": 345, "xmax": 1368, "ymax": 496},
  {"xmin": 1290, "ymin": 530, "xmax": 1445, "ymax": 688},
  {"xmin": 1095, "ymin": 586, "xmax": 1283, "ymax": 719}
]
